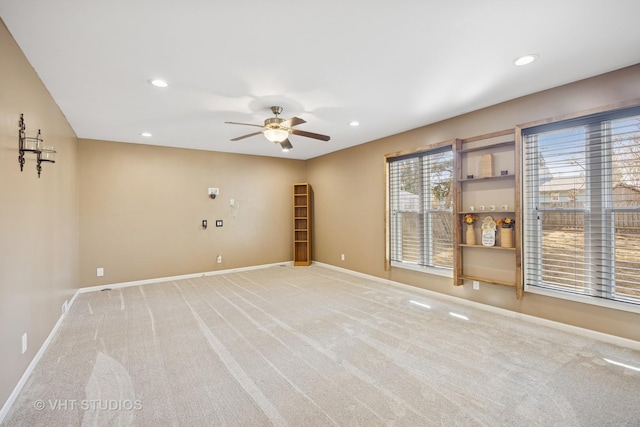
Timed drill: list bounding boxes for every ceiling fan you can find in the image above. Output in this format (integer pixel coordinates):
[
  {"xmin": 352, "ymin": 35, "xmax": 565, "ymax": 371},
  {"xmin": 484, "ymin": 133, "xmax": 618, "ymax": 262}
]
[{"xmin": 225, "ymin": 106, "xmax": 330, "ymax": 151}]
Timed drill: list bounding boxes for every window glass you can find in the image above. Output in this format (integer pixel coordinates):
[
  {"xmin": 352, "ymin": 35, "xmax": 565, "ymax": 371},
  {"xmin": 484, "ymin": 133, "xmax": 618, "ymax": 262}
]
[
  {"xmin": 388, "ymin": 148, "xmax": 453, "ymax": 270},
  {"xmin": 523, "ymin": 107, "xmax": 640, "ymax": 306}
]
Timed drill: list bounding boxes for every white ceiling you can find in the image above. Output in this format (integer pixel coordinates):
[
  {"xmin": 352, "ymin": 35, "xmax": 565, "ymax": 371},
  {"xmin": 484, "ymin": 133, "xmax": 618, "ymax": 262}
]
[{"xmin": 2, "ymin": 1, "xmax": 640, "ymax": 160}]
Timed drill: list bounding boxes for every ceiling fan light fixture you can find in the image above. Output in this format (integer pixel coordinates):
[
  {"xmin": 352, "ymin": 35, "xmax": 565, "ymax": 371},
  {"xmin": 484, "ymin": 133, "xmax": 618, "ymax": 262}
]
[
  {"xmin": 264, "ymin": 128, "xmax": 289, "ymax": 143},
  {"xmin": 226, "ymin": 106, "xmax": 329, "ymax": 150}
]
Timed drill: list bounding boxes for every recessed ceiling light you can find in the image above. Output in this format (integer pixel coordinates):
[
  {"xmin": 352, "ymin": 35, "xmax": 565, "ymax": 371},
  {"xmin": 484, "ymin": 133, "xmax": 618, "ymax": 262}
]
[
  {"xmin": 141, "ymin": 132, "xmax": 152, "ymax": 137},
  {"xmin": 149, "ymin": 79, "xmax": 168, "ymax": 88},
  {"xmin": 514, "ymin": 54, "xmax": 539, "ymax": 66},
  {"xmin": 349, "ymin": 121, "xmax": 360, "ymax": 127}
]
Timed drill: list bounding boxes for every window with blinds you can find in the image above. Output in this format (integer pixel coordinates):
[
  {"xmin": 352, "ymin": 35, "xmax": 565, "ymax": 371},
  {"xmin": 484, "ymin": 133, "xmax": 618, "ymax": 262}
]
[
  {"xmin": 388, "ymin": 146, "xmax": 453, "ymax": 270},
  {"xmin": 523, "ymin": 105, "xmax": 640, "ymax": 307}
]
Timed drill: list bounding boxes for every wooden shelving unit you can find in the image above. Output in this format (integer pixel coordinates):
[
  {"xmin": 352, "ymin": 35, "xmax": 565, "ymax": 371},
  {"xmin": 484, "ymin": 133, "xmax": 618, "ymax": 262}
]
[
  {"xmin": 293, "ymin": 183, "xmax": 312, "ymax": 266},
  {"xmin": 453, "ymin": 129, "xmax": 523, "ymax": 299}
]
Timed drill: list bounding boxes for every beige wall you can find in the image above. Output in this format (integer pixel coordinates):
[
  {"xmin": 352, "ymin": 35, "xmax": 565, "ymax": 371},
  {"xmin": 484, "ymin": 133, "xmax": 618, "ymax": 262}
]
[
  {"xmin": 0, "ymin": 20, "xmax": 79, "ymax": 408},
  {"xmin": 308, "ymin": 64, "xmax": 640, "ymax": 341},
  {"xmin": 78, "ymin": 139, "xmax": 307, "ymax": 287}
]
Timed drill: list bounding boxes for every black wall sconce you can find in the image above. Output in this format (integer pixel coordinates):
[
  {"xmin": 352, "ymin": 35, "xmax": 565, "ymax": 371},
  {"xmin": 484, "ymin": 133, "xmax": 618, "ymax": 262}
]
[{"xmin": 18, "ymin": 113, "xmax": 56, "ymax": 178}]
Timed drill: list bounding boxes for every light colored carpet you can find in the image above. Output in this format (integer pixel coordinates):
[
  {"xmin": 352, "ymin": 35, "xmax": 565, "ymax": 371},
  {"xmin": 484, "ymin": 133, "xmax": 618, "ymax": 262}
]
[{"xmin": 3, "ymin": 264, "xmax": 640, "ymax": 426}]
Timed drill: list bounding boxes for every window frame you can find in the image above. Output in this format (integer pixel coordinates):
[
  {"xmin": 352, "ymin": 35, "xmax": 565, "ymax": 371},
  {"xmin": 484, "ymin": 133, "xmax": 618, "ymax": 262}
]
[
  {"xmin": 385, "ymin": 140, "xmax": 455, "ymax": 277},
  {"xmin": 521, "ymin": 103, "xmax": 640, "ymax": 314}
]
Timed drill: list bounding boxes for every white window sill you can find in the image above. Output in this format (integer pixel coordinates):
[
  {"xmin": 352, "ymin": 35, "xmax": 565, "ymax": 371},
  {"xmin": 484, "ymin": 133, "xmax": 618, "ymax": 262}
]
[
  {"xmin": 525, "ymin": 285, "xmax": 640, "ymax": 315},
  {"xmin": 391, "ymin": 261, "xmax": 453, "ymax": 278}
]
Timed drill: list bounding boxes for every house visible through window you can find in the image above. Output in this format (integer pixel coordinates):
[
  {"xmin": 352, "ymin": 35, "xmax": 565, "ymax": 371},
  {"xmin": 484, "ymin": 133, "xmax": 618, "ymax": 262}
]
[
  {"xmin": 387, "ymin": 146, "xmax": 453, "ymax": 271},
  {"xmin": 523, "ymin": 105, "xmax": 640, "ymax": 307}
]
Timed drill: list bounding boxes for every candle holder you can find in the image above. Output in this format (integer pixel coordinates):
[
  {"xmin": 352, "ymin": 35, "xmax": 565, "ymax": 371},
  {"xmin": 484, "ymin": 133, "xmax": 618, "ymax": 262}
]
[{"xmin": 18, "ymin": 114, "xmax": 55, "ymax": 178}]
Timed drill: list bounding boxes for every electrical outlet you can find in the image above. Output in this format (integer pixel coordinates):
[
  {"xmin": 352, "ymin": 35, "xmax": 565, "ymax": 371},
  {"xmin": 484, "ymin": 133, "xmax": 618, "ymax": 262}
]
[
  {"xmin": 22, "ymin": 333, "xmax": 27, "ymax": 354},
  {"xmin": 97, "ymin": 267, "xmax": 104, "ymax": 277},
  {"xmin": 341, "ymin": 254, "xmax": 345, "ymax": 261},
  {"xmin": 217, "ymin": 255, "xmax": 222, "ymax": 263},
  {"xmin": 208, "ymin": 188, "xmax": 219, "ymax": 199},
  {"xmin": 473, "ymin": 281, "xmax": 480, "ymax": 290},
  {"xmin": 230, "ymin": 198, "xmax": 235, "ymax": 207}
]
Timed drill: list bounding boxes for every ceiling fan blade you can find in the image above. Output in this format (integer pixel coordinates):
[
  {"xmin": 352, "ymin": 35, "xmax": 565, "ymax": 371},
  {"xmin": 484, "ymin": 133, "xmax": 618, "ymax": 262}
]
[
  {"xmin": 230, "ymin": 131, "xmax": 264, "ymax": 141},
  {"xmin": 280, "ymin": 139, "xmax": 293, "ymax": 150},
  {"xmin": 224, "ymin": 121, "xmax": 264, "ymax": 128},
  {"xmin": 280, "ymin": 117, "xmax": 306, "ymax": 128},
  {"xmin": 290, "ymin": 129, "xmax": 331, "ymax": 141}
]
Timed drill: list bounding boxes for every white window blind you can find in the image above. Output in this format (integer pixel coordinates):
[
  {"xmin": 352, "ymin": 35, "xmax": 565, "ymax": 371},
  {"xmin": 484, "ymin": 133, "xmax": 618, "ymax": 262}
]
[
  {"xmin": 523, "ymin": 106, "xmax": 640, "ymax": 306},
  {"xmin": 388, "ymin": 147, "xmax": 453, "ymax": 270}
]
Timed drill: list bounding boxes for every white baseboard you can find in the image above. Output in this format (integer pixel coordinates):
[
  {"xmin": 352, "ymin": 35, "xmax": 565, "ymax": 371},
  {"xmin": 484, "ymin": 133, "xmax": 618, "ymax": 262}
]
[
  {"xmin": 0, "ymin": 308, "xmax": 69, "ymax": 424},
  {"xmin": 314, "ymin": 261, "xmax": 640, "ymax": 351},
  {"xmin": 77, "ymin": 261, "xmax": 293, "ymax": 294}
]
